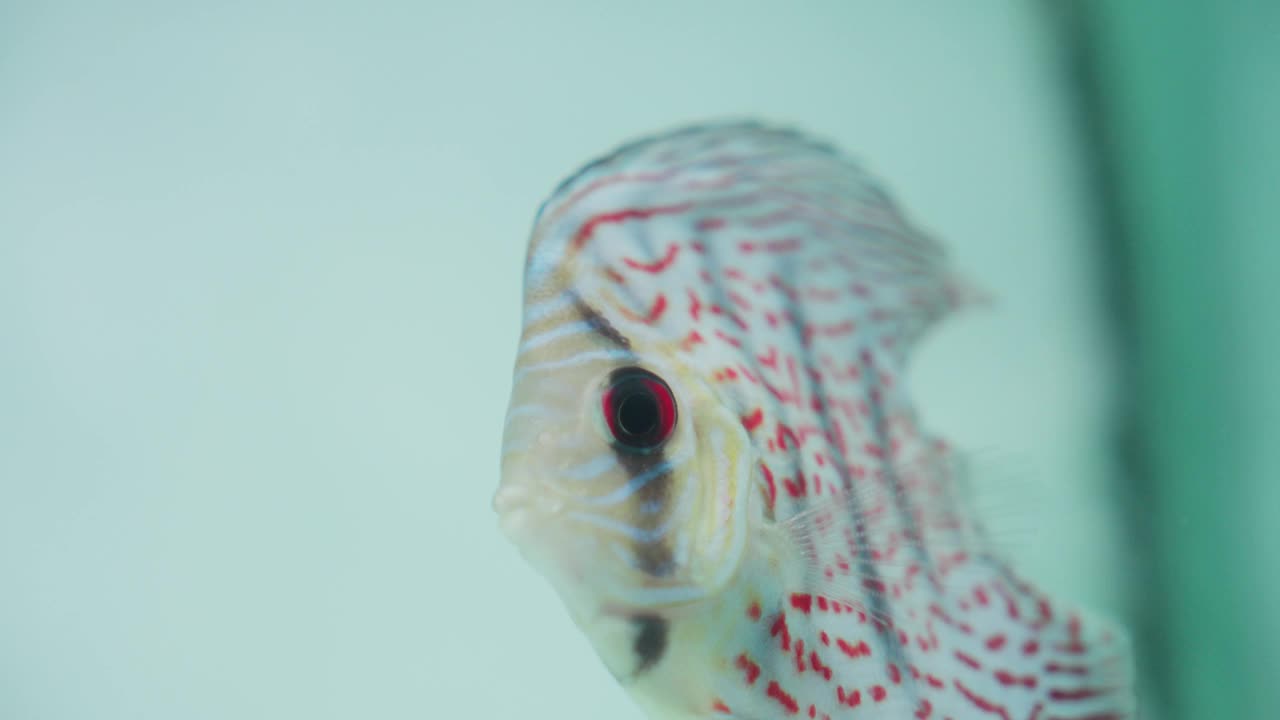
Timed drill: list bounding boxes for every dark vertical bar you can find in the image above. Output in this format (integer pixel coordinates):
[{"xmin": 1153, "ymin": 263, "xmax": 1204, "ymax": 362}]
[
  {"xmin": 1041, "ymin": 2, "xmax": 1252, "ymax": 718},
  {"xmin": 1037, "ymin": 3, "xmax": 1167, "ymax": 715}
]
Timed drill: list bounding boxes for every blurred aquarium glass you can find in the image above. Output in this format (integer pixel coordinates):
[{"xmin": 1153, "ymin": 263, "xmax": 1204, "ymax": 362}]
[{"xmin": 0, "ymin": 2, "xmax": 1273, "ymax": 719}]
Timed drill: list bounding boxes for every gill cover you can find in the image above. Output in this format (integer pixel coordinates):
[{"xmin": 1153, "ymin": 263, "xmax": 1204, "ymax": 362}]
[{"xmin": 668, "ymin": 358, "xmax": 760, "ymax": 602}]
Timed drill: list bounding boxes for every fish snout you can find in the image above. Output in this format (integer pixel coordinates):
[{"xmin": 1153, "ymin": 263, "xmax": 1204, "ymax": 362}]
[{"xmin": 492, "ymin": 483, "xmax": 566, "ymax": 541}]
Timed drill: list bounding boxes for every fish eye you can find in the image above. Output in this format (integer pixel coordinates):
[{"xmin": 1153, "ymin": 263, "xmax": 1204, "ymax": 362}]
[{"xmin": 601, "ymin": 368, "xmax": 677, "ymax": 452}]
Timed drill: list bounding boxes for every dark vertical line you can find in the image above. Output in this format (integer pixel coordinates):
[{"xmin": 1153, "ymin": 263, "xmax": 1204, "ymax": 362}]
[
  {"xmin": 850, "ymin": 354, "xmax": 921, "ymax": 707},
  {"xmin": 604, "ymin": 366, "xmax": 675, "ymax": 580},
  {"xmin": 782, "ymin": 249, "xmax": 915, "ymax": 707},
  {"xmin": 628, "ymin": 614, "xmax": 669, "ymax": 676},
  {"xmin": 1038, "ymin": 1, "xmax": 1166, "ymax": 711},
  {"xmin": 572, "ymin": 294, "xmax": 632, "ymax": 349}
]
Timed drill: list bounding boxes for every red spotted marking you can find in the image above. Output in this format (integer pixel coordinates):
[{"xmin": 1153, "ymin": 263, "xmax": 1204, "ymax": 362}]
[
  {"xmin": 687, "ymin": 289, "xmax": 703, "ymax": 320},
  {"xmin": 571, "ymin": 203, "xmax": 695, "ymax": 250},
  {"xmin": 771, "ymin": 614, "xmax": 792, "ymax": 651},
  {"xmin": 993, "ymin": 582, "xmax": 1022, "ymax": 620},
  {"xmin": 736, "ymin": 654, "xmax": 761, "ymax": 685},
  {"xmin": 727, "ymin": 289, "xmax": 754, "ymax": 310},
  {"xmin": 524, "ymin": 128, "xmax": 1131, "ymax": 720},
  {"xmin": 836, "ymin": 686, "xmax": 861, "ymax": 708},
  {"xmin": 715, "ymin": 330, "xmax": 744, "ymax": 349},
  {"xmin": 619, "ymin": 293, "xmax": 668, "ymax": 324},
  {"xmin": 740, "ymin": 236, "xmax": 803, "ymax": 254},
  {"xmin": 993, "ymin": 669, "xmax": 1038, "ymax": 689},
  {"xmin": 623, "ymin": 243, "xmax": 681, "ymax": 273},
  {"xmin": 1059, "ymin": 614, "xmax": 1088, "ymax": 655},
  {"xmin": 1049, "ymin": 686, "xmax": 1107, "ymax": 702},
  {"xmin": 809, "ymin": 650, "xmax": 833, "ymax": 681},
  {"xmin": 766, "ymin": 681, "xmax": 800, "ymax": 714},
  {"xmin": 835, "ymin": 638, "xmax": 870, "ymax": 659},
  {"xmin": 954, "ymin": 679, "xmax": 1012, "ymax": 720},
  {"xmin": 760, "ymin": 462, "xmax": 777, "ymax": 509},
  {"xmin": 1035, "ymin": 598, "xmax": 1055, "ymax": 629},
  {"xmin": 544, "ymin": 170, "xmax": 675, "ymax": 226}
]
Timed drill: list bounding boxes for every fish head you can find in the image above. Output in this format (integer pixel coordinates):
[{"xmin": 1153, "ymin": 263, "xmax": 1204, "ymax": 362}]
[{"xmin": 494, "ymin": 318, "xmax": 761, "ymax": 628}]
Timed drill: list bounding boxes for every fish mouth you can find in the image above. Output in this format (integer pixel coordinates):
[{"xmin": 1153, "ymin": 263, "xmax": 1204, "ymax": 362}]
[
  {"xmin": 595, "ymin": 593, "xmax": 704, "ymax": 622},
  {"xmin": 492, "ymin": 485, "xmax": 565, "ymax": 536},
  {"xmin": 493, "ymin": 485, "xmax": 599, "ymax": 587},
  {"xmin": 492, "ymin": 484, "xmax": 544, "ymax": 515}
]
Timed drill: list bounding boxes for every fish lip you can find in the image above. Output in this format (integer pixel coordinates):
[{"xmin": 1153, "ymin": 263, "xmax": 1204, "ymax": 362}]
[
  {"xmin": 594, "ymin": 594, "xmax": 706, "ymax": 625},
  {"xmin": 491, "ymin": 484, "xmax": 532, "ymax": 515},
  {"xmin": 492, "ymin": 484, "xmax": 566, "ymax": 521}
]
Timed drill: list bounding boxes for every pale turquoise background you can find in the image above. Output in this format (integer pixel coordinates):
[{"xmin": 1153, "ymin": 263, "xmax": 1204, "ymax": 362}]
[{"xmin": 3, "ymin": 2, "xmax": 1271, "ymax": 719}]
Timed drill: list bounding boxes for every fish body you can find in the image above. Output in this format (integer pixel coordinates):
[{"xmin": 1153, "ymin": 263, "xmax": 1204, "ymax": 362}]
[{"xmin": 494, "ymin": 123, "xmax": 1133, "ymax": 720}]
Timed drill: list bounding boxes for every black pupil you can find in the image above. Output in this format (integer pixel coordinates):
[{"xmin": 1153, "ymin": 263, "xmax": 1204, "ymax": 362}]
[{"xmin": 616, "ymin": 386, "xmax": 659, "ymax": 438}]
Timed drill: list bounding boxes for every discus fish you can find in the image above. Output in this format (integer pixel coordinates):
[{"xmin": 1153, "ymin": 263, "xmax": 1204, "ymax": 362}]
[{"xmin": 493, "ymin": 122, "xmax": 1133, "ymax": 720}]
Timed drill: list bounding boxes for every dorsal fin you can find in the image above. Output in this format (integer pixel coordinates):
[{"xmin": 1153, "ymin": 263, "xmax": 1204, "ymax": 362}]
[{"xmin": 524, "ymin": 120, "xmax": 970, "ymax": 357}]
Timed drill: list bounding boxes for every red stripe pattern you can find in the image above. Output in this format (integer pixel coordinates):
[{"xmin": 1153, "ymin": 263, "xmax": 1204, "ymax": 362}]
[{"xmin": 519, "ymin": 123, "xmax": 1133, "ymax": 720}]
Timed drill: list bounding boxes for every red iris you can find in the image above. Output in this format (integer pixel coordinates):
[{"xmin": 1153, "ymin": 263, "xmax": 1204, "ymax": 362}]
[{"xmin": 601, "ymin": 369, "xmax": 677, "ymax": 451}]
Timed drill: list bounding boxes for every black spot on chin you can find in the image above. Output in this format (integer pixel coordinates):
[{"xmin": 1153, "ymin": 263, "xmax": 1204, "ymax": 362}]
[{"xmin": 631, "ymin": 614, "xmax": 668, "ymax": 674}]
